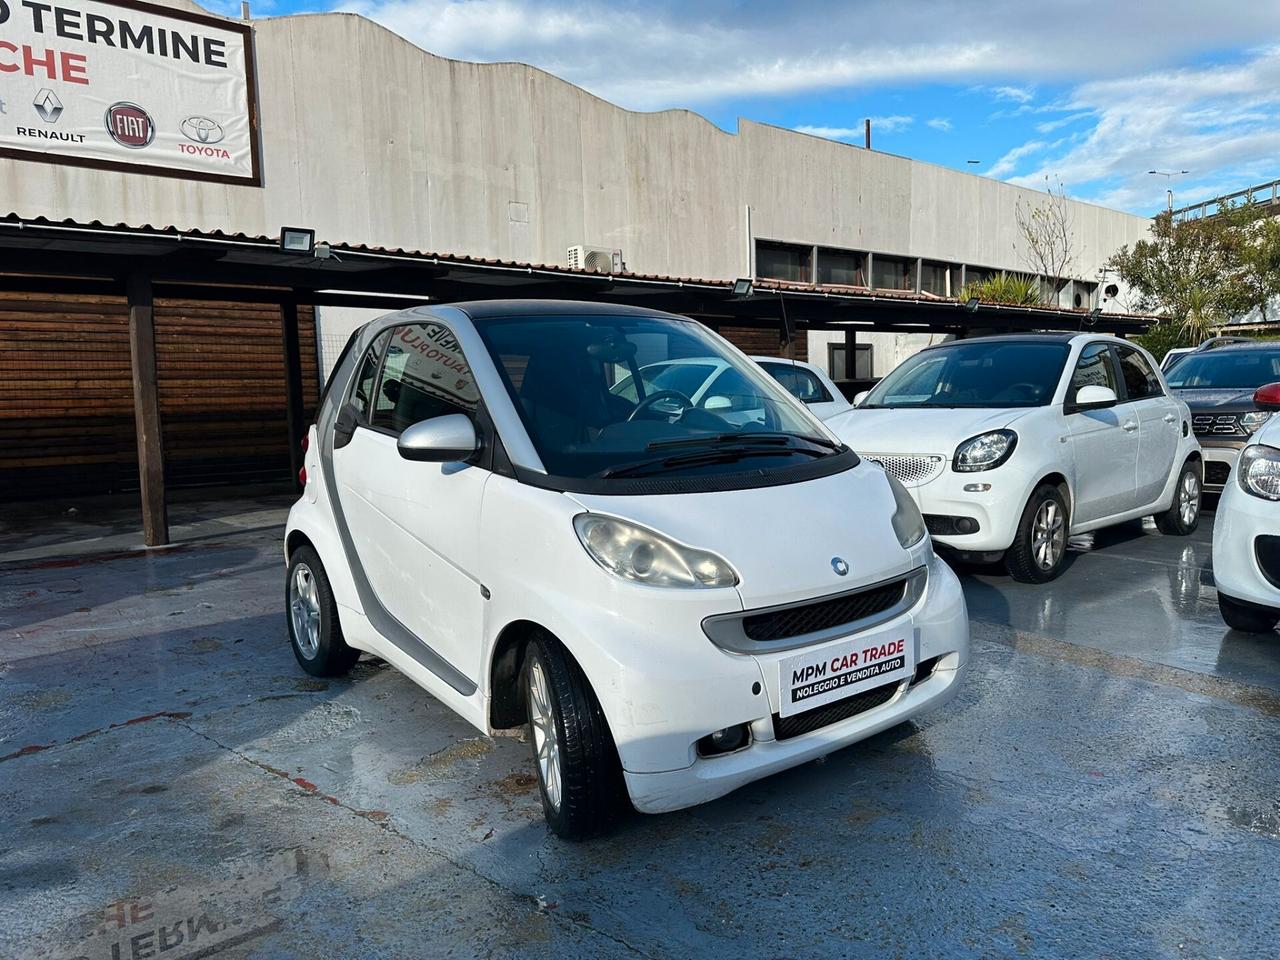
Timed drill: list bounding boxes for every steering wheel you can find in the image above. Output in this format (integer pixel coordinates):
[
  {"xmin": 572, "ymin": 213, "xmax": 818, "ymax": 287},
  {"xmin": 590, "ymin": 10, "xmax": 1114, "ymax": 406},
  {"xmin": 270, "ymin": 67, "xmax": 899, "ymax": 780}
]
[{"xmin": 628, "ymin": 389, "xmax": 694, "ymax": 422}]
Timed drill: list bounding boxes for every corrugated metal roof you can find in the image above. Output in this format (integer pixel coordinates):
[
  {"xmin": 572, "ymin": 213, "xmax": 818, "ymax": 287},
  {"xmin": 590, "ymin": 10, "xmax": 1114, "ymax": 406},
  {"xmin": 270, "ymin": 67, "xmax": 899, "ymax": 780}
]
[{"xmin": 0, "ymin": 212, "xmax": 1155, "ymax": 321}]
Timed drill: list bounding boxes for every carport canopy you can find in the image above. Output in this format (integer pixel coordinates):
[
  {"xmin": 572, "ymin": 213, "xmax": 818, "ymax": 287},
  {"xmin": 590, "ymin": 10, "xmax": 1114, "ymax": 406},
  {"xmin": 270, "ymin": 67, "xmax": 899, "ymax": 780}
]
[{"xmin": 0, "ymin": 214, "xmax": 1154, "ymax": 546}]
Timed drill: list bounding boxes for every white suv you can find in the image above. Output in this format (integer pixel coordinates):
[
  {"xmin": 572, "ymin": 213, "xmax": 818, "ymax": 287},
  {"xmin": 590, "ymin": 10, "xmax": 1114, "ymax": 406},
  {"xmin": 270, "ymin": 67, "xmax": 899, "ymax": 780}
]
[
  {"xmin": 285, "ymin": 301, "xmax": 970, "ymax": 838},
  {"xmin": 826, "ymin": 334, "xmax": 1203, "ymax": 582}
]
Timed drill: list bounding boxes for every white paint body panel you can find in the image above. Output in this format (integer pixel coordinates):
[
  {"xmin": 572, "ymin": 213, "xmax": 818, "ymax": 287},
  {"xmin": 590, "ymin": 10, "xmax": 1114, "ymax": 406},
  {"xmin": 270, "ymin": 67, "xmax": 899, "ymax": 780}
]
[
  {"xmin": 826, "ymin": 335, "xmax": 1201, "ymax": 554},
  {"xmin": 1212, "ymin": 421, "xmax": 1280, "ymax": 610}
]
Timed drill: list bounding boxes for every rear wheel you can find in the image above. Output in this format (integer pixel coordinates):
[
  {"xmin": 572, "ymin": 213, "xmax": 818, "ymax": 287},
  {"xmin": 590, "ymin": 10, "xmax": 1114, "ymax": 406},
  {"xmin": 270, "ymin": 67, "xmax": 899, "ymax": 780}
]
[
  {"xmin": 1156, "ymin": 459, "xmax": 1202, "ymax": 535},
  {"xmin": 525, "ymin": 633, "xmax": 628, "ymax": 840},
  {"xmin": 287, "ymin": 546, "xmax": 360, "ymax": 677},
  {"xmin": 1218, "ymin": 593, "xmax": 1280, "ymax": 634},
  {"xmin": 1004, "ymin": 485, "xmax": 1069, "ymax": 583}
]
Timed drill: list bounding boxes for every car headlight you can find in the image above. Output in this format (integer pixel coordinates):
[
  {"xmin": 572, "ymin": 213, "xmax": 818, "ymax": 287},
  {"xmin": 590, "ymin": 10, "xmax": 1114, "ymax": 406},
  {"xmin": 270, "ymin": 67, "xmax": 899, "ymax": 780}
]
[
  {"xmin": 954, "ymin": 430, "xmax": 1018, "ymax": 472},
  {"xmin": 884, "ymin": 471, "xmax": 927, "ymax": 549},
  {"xmin": 1238, "ymin": 444, "xmax": 1280, "ymax": 500},
  {"xmin": 1241, "ymin": 411, "xmax": 1272, "ymax": 434},
  {"xmin": 573, "ymin": 515, "xmax": 738, "ymax": 588}
]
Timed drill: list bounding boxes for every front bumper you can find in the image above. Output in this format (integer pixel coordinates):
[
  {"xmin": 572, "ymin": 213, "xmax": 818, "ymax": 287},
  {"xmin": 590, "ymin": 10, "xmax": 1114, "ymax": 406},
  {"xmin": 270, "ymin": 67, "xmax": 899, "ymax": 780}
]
[
  {"xmin": 905, "ymin": 469, "xmax": 1025, "ymax": 554},
  {"xmin": 1212, "ymin": 475, "xmax": 1280, "ymax": 610},
  {"xmin": 1198, "ymin": 438, "xmax": 1244, "ymax": 489},
  {"xmin": 620, "ymin": 551, "xmax": 970, "ymax": 814}
]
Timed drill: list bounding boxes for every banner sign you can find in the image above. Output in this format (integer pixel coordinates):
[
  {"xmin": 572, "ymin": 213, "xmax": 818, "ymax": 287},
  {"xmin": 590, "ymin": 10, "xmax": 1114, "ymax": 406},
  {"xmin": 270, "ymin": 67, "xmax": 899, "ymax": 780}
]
[{"xmin": 0, "ymin": 0, "xmax": 260, "ymax": 184}]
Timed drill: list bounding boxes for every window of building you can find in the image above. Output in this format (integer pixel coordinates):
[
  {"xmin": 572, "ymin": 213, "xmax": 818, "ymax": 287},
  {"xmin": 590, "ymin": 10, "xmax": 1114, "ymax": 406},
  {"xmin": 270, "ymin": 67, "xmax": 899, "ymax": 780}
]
[
  {"xmin": 920, "ymin": 261, "xmax": 950, "ymax": 296},
  {"xmin": 872, "ymin": 255, "xmax": 915, "ymax": 291},
  {"xmin": 1072, "ymin": 281, "xmax": 1098, "ymax": 310},
  {"xmin": 827, "ymin": 342, "xmax": 874, "ymax": 380},
  {"xmin": 370, "ymin": 323, "xmax": 479, "ymax": 434},
  {"xmin": 817, "ymin": 248, "xmax": 866, "ymax": 286},
  {"xmin": 962, "ymin": 266, "xmax": 995, "ymax": 290},
  {"xmin": 756, "ymin": 240, "xmax": 813, "ymax": 283},
  {"xmin": 1114, "ymin": 345, "xmax": 1163, "ymax": 400}
]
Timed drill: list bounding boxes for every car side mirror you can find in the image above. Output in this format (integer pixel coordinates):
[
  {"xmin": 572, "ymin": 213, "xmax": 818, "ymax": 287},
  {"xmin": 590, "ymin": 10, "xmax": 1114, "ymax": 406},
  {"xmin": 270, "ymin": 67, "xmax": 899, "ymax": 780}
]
[
  {"xmin": 703, "ymin": 395, "xmax": 732, "ymax": 412},
  {"xmin": 397, "ymin": 414, "xmax": 478, "ymax": 462},
  {"xmin": 853, "ymin": 390, "xmax": 870, "ymax": 407},
  {"xmin": 1255, "ymin": 382, "xmax": 1280, "ymax": 411},
  {"xmin": 1072, "ymin": 384, "xmax": 1118, "ymax": 411}
]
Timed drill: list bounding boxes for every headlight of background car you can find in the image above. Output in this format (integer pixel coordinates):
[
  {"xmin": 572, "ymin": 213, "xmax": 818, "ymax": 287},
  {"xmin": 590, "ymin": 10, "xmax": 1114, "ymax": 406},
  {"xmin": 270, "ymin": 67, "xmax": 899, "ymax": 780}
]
[
  {"xmin": 1240, "ymin": 411, "xmax": 1272, "ymax": 434},
  {"xmin": 954, "ymin": 429, "xmax": 1018, "ymax": 472},
  {"xmin": 885, "ymin": 471, "xmax": 927, "ymax": 549},
  {"xmin": 1237, "ymin": 444, "xmax": 1280, "ymax": 500},
  {"xmin": 573, "ymin": 515, "xmax": 738, "ymax": 588}
]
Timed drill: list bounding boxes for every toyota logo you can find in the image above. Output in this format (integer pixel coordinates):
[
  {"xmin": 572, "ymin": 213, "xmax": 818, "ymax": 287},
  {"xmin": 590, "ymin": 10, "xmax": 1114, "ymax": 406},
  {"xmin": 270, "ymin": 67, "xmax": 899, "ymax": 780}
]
[
  {"xmin": 181, "ymin": 116, "xmax": 224, "ymax": 144},
  {"xmin": 831, "ymin": 557, "xmax": 849, "ymax": 576}
]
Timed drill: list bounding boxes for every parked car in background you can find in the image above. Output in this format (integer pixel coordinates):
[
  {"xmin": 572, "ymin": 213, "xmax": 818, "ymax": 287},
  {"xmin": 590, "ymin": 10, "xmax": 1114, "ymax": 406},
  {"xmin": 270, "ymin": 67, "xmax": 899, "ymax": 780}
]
[
  {"xmin": 610, "ymin": 355, "xmax": 853, "ymax": 422},
  {"xmin": 286, "ymin": 301, "xmax": 970, "ymax": 838},
  {"xmin": 1164, "ymin": 341, "xmax": 1280, "ymax": 490},
  {"xmin": 1161, "ymin": 336, "xmax": 1253, "ymax": 372},
  {"xmin": 754, "ymin": 356, "xmax": 854, "ymax": 420},
  {"xmin": 826, "ymin": 333, "xmax": 1202, "ymax": 583},
  {"xmin": 1212, "ymin": 382, "xmax": 1280, "ymax": 633}
]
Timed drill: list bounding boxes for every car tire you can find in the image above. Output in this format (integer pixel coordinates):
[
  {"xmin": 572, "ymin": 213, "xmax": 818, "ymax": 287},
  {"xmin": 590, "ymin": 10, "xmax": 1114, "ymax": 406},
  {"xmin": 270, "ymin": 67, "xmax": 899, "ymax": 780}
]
[
  {"xmin": 1218, "ymin": 593, "xmax": 1280, "ymax": 634},
  {"xmin": 1156, "ymin": 459, "xmax": 1202, "ymax": 536},
  {"xmin": 1004, "ymin": 484, "xmax": 1069, "ymax": 583},
  {"xmin": 286, "ymin": 545, "xmax": 360, "ymax": 677},
  {"xmin": 524, "ymin": 632, "xmax": 629, "ymax": 840}
]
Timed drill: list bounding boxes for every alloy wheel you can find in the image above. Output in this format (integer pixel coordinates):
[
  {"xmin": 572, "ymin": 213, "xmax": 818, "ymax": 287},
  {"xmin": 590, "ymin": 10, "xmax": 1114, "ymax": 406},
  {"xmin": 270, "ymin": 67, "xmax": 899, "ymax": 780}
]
[
  {"xmin": 289, "ymin": 562, "xmax": 322, "ymax": 659},
  {"xmin": 1179, "ymin": 470, "xmax": 1200, "ymax": 526},
  {"xmin": 1032, "ymin": 499, "xmax": 1066, "ymax": 571},
  {"xmin": 529, "ymin": 658, "xmax": 563, "ymax": 812}
]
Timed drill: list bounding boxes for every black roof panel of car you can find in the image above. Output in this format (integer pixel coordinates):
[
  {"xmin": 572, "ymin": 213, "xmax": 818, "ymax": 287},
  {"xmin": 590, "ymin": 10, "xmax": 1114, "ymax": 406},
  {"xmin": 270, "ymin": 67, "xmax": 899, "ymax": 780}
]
[{"xmin": 445, "ymin": 299, "xmax": 690, "ymax": 321}]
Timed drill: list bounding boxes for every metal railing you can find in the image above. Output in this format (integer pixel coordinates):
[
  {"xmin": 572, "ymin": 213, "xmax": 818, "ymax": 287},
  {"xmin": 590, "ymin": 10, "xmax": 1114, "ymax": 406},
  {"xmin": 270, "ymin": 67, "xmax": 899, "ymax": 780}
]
[{"xmin": 1172, "ymin": 178, "xmax": 1280, "ymax": 221}]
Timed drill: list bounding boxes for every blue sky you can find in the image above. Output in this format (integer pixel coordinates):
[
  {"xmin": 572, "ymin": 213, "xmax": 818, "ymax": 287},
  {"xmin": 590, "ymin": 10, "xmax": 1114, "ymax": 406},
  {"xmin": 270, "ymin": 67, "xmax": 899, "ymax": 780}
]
[{"xmin": 225, "ymin": 0, "xmax": 1280, "ymax": 215}]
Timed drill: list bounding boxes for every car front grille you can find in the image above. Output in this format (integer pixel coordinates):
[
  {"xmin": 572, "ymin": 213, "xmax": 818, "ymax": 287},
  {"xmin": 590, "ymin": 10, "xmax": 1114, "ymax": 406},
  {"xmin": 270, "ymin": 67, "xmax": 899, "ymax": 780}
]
[
  {"xmin": 864, "ymin": 453, "xmax": 946, "ymax": 486},
  {"xmin": 1192, "ymin": 414, "xmax": 1245, "ymax": 437},
  {"xmin": 741, "ymin": 577, "xmax": 908, "ymax": 643},
  {"xmin": 1205, "ymin": 461, "xmax": 1231, "ymax": 486},
  {"xmin": 772, "ymin": 679, "xmax": 900, "ymax": 741}
]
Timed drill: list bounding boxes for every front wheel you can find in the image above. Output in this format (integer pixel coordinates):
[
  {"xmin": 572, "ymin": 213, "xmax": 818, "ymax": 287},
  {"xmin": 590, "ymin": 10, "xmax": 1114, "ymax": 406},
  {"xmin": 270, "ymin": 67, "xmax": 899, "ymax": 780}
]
[
  {"xmin": 525, "ymin": 633, "xmax": 628, "ymax": 840},
  {"xmin": 1218, "ymin": 593, "xmax": 1280, "ymax": 634},
  {"xmin": 1156, "ymin": 459, "xmax": 1202, "ymax": 535},
  {"xmin": 1004, "ymin": 484, "xmax": 1069, "ymax": 583}
]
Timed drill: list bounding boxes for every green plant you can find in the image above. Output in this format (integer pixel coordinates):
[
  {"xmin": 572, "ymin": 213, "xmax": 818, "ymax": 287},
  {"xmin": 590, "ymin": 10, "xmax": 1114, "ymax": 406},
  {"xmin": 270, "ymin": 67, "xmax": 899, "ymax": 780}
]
[{"xmin": 960, "ymin": 272, "xmax": 1043, "ymax": 306}]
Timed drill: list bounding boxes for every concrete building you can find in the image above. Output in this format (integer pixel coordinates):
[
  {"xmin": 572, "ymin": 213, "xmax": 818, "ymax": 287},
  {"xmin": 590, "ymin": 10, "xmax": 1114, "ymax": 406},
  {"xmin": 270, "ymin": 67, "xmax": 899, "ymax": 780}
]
[{"xmin": 2, "ymin": 0, "xmax": 1152, "ymax": 379}]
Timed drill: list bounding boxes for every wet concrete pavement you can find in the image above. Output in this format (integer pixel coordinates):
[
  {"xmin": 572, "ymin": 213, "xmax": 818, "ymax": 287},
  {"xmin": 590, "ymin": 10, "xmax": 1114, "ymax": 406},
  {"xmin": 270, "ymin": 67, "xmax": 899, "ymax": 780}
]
[{"xmin": 2, "ymin": 498, "xmax": 1279, "ymax": 959}]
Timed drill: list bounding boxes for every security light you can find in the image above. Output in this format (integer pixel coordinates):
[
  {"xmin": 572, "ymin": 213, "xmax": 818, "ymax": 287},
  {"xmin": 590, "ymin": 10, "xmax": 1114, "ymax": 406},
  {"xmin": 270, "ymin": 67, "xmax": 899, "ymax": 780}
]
[
  {"xmin": 1087, "ymin": 307, "xmax": 1102, "ymax": 323},
  {"xmin": 280, "ymin": 227, "xmax": 316, "ymax": 256},
  {"xmin": 965, "ymin": 296, "xmax": 981, "ymax": 312},
  {"xmin": 733, "ymin": 278, "xmax": 754, "ymax": 297}
]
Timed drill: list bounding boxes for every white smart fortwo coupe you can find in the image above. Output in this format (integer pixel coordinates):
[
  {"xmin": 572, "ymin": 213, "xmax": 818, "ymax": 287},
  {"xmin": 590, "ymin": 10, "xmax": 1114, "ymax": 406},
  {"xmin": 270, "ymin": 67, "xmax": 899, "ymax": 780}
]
[
  {"xmin": 827, "ymin": 333, "xmax": 1203, "ymax": 582},
  {"xmin": 284, "ymin": 301, "xmax": 970, "ymax": 838}
]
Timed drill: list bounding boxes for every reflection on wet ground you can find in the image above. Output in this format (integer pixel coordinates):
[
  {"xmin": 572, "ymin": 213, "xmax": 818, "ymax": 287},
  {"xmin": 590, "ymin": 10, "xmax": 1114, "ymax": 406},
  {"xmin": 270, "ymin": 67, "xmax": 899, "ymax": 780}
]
[{"xmin": 2, "ymin": 497, "xmax": 1278, "ymax": 959}]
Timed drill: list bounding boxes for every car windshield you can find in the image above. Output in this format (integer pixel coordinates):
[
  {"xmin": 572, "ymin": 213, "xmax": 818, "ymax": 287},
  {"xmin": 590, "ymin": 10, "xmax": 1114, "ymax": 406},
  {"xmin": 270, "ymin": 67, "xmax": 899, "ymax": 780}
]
[
  {"xmin": 1164, "ymin": 349, "xmax": 1280, "ymax": 389},
  {"xmin": 861, "ymin": 340, "xmax": 1070, "ymax": 408},
  {"xmin": 473, "ymin": 314, "xmax": 840, "ymax": 480}
]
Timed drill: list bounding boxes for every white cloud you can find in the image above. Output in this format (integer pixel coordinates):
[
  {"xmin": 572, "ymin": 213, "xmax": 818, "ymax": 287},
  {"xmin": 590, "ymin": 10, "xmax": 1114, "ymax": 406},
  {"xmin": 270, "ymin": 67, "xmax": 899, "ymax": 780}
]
[
  {"xmin": 991, "ymin": 84, "xmax": 1035, "ymax": 103},
  {"xmin": 986, "ymin": 140, "xmax": 1050, "ymax": 178},
  {"xmin": 1034, "ymin": 111, "xmax": 1093, "ymax": 134},
  {"xmin": 927, "ymin": 117, "xmax": 954, "ymax": 132}
]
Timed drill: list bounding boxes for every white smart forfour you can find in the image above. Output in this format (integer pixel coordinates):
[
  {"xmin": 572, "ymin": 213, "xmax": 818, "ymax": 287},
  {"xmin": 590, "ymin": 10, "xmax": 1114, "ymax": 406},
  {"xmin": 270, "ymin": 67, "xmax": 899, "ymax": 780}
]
[
  {"xmin": 284, "ymin": 301, "xmax": 970, "ymax": 838},
  {"xmin": 827, "ymin": 333, "xmax": 1203, "ymax": 582}
]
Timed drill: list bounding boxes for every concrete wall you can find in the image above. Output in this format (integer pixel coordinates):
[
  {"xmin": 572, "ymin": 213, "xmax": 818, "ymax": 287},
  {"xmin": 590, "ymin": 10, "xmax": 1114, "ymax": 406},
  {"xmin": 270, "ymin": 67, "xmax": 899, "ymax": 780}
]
[{"xmin": 2, "ymin": 2, "xmax": 1151, "ymax": 295}]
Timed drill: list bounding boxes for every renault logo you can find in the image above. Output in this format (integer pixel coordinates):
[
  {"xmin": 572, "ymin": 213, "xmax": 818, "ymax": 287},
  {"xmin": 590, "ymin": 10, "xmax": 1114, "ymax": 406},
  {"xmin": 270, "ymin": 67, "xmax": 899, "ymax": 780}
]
[
  {"xmin": 831, "ymin": 557, "xmax": 849, "ymax": 576},
  {"xmin": 33, "ymin": 89, "xmax": 63, "ymax": 123}
]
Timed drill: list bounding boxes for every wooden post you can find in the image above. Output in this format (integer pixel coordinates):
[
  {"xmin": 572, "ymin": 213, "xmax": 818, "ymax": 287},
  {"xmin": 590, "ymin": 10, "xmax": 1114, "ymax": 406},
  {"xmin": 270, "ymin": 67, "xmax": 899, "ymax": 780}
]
[
  {"xmin": 127, "ymin": 275, "xmax": 168, "ymax": 546},
  {"xmin": 280, "ymin": 299, "xmax": 305, "ymax": 490}
]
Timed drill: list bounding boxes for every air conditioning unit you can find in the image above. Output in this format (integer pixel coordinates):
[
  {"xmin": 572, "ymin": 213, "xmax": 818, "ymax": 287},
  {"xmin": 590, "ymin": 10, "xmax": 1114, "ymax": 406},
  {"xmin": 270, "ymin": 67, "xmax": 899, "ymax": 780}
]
[{"xmin": 568, "ymin": 245, "xmax": 623, "ymax": 274}]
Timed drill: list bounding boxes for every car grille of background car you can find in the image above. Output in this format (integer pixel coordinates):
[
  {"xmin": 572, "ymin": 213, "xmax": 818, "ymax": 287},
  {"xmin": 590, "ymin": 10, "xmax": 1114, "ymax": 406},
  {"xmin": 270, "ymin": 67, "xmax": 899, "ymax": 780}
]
[
  {"xmin": 865, "ymin": 454, "xmax": 947, "ymax": 485},
  {"xmin": 1192, "ymin": 414, "xmax": 1244, "ymax": 436}
]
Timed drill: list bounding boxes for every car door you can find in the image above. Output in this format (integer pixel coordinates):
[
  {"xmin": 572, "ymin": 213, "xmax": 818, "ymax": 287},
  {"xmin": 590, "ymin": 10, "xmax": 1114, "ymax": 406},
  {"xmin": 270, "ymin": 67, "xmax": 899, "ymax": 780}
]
[
  {"xmin": 1114, "ymin": 343, "xmax": 1181, "ymax": 506},
  {"xmin": 330, "ymin": 321, "xmax": 489, "ymax": 685},
  {"xmin": 1065, "ymin": 341, "xmax": 1141, "ymax": 523}
]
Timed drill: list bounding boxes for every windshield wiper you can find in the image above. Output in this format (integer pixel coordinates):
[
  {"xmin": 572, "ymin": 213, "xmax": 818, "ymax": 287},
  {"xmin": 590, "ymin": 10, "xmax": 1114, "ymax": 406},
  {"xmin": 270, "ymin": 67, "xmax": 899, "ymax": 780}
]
[
  {"xmin": 598, "ymin": 446, "xmax": 820, "ymax": 480},
  {"xmin": 645, "ymin": 432, "xmax": 838, "ymax": 452}
]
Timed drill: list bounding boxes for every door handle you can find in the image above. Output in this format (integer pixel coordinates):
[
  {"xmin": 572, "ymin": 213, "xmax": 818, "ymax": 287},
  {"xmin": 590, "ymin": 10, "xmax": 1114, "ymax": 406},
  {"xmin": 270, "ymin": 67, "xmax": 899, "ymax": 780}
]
[
  {"xmin": 1123, "ymin": 421, "xmax": 1138, "ymax": 433},
  {"xmin": 1163, "ymin": 413, "xmax": 1177, "ymax": 423}
]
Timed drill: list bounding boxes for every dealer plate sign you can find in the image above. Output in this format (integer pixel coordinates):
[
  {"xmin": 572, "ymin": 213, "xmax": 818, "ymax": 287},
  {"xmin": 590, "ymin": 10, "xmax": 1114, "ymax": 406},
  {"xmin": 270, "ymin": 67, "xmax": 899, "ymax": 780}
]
[
  {"xmin": 0, "ymin": 0, "xmax": 260, "ymax": 184},
  {"xmin": 779, "ymin": 628, "xmax": 913, "ymax": 718}
]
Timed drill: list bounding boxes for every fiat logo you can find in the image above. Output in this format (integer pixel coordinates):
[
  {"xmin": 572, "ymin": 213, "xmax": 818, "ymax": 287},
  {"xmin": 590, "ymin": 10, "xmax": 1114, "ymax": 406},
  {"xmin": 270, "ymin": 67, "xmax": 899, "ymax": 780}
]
[
  {"xmin": 105, "ymin": 102, "xmax": 155, "ymax": 149},
  {"xmin": 831, "ymin": 557, "xmax": 849, "ymax": 576}
]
